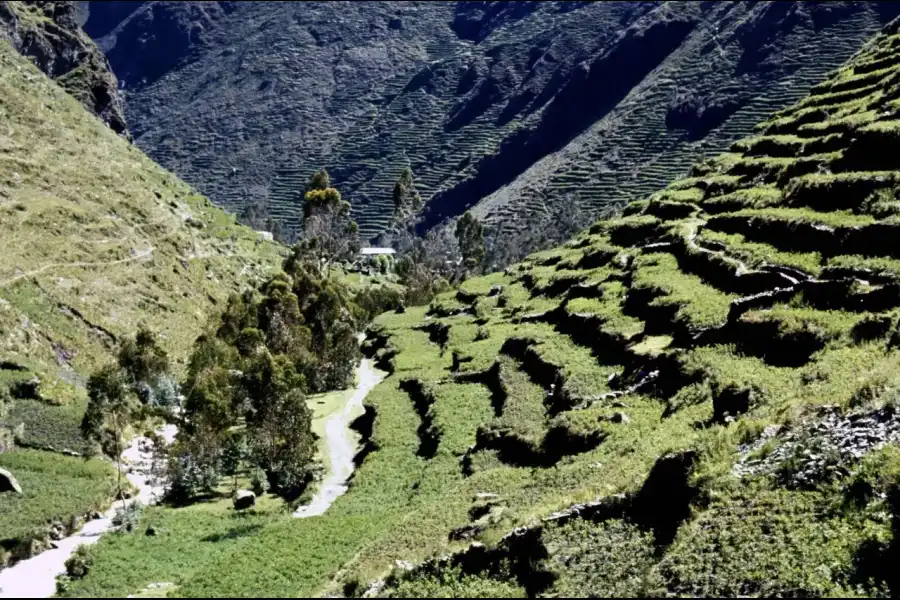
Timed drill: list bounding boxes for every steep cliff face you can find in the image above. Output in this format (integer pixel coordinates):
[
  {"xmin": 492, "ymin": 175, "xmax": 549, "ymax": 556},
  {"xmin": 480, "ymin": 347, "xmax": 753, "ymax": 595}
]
[
  {"xmin": 82, "ymin": 2, "xmax": 900, "ymax": 246},
  {"xmin": 0, "ymin": 0, "xmax": 126, "ymax": 134}
]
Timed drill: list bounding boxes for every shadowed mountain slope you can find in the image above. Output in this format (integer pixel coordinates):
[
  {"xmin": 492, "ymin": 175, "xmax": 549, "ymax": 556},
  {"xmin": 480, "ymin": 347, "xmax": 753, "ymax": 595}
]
[{"xmin": 82, "ymin": 1, "xmax": 900, "ymax": 243}]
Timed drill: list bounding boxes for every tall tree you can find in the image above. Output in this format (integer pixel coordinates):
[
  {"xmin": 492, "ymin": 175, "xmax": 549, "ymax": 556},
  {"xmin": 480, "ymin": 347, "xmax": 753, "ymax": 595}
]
[
  {"xmin": 117, "ymin": 325, "xmax": 169, "ymax": 403},
  {"xmin": 81, "ymin": 364, "xmax": 138, "ymax": 513},
  {"xmin": 391, "ymin": 167, "xmax": 422, "ymax": 225},
  {"xmin": 296, "ymin": 170, "xmax": 361, "ymax": 274},
  {"xmin": 455, "ymin": 211, "xmax": 486, "ymax": 272}
]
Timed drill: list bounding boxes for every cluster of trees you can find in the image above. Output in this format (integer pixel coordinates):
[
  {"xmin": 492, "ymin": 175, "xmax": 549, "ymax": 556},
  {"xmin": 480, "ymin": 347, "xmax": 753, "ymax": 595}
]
[
  {"xmin": 171, "ymin": 244, "xmax": 368, "ymax": 500},
  {"xmin": 383, "ymin": 168, "xmax": 489, "ymax": 305},
  {"xmin": 81, "ymin": 170, "xmax": 399, "ymax": 507},
  {"xmin": 81, "ymin": 328, "xmax": 177, "ymax": 509}
]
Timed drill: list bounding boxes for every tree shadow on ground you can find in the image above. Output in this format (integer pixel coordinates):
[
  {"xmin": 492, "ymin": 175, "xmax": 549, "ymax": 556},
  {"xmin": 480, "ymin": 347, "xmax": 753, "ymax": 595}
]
[{"xmin": 201, "ymin": 523, "xmax": 264, "ymax": 543}]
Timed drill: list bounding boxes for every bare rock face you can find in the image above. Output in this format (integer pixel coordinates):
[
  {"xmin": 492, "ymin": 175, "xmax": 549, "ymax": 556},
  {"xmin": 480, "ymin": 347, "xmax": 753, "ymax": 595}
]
[
  {"xmin": 0, "ymin": 1, "xmax": 127, "ymax": 134},
  {"xmin": 0, "ymin": 467, "xmax": 22, "ymax": 494}
]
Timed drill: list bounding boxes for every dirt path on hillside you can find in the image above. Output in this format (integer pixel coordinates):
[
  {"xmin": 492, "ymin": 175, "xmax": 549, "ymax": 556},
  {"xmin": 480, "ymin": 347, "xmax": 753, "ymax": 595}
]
[
  {"xmin": 293, "ymin": 358, "xmax": 387, "ymax": 518},
  {"xmin": 0, "ymin": 246, "xmax": 155, "ymax": 289},
  {"xmin": 0, "ymin": 424, "xmax": 177, "ymax": 598}
]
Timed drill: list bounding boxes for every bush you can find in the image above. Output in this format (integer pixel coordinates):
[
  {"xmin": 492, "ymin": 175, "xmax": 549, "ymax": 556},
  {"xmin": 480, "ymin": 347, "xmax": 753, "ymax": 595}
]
[
  {"xmin": 112, "ymin": 501, "xmax": 143, "ymax": 533},
  {"xmin": 354, "ymin": 285, "xmax": 404, "ymax": 322},
  {"xmin": 250, "ymin": 466, "xmax": 268, "ymax": 496},
  {"xmin": 65, "ymin": 545, "xmax": 93, "ymax": 579},
  {"xmin": 165, "ymin": 442, "xmax": 221, "ymax": 503}
]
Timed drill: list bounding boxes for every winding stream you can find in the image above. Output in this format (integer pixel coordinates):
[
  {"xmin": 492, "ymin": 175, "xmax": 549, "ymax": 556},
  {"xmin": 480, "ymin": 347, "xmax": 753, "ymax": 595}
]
[
  {"xmin": 0, "ymin": 425, "xmax": 177, "ymax": 598},
  {"xmin": 293, "ymin": 358, "xmax": 386, "ymax": 518}
]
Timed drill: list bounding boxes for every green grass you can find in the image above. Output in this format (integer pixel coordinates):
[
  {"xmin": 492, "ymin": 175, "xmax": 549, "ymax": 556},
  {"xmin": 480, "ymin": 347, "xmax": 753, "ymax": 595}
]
[
  {"xmin": 0, "ymin": 38, "xmax": 283, "ymax": 410},
  {"xmin": 543, "ymin": 518, "xmax": 659, "ymax": 597},
  {"xmin": 655, "ymin": 483, "xmax": 881, "ymax": 597},
  {"xmin": 432, "ymin": 381, "xmax": 494, "ymax": 455},
  {"xmin": 0, "ymin": 449, "xmax": 116, "ymax": 543},
  {"xmin": 565, "ymin": 282, "xmax": 645, "ymax": 339},
  {"xmin": 491, "ymin": 357, "xmax": 547, "ymax": 442},
  {"xmin": 632, "ymin": 253, "xmax": 737, "ymax": 330},
  {"xmin": 384, "ymin": 567, "xmax": 527, "ymax": 598},
  {"xmin": 718, "ymin": 206, "xmax": 876, "ymax": 228},
  {"xmin": 699, "ymin": 186, "xmax": 783, "ymax": 212},
  {"xmin": 739, "ymin": 305, "xmax": 863, "ymax": 346},
  {"xmin": 699, "ymin": 229, "xmax": 823, "ymax": 275}
]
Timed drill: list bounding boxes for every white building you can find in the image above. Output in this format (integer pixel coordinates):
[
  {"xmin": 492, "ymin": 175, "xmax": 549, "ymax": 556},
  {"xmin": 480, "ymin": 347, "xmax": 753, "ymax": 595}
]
[{"xmin": 360, "ymin": 247, "xmax": 396, "ymax": 256}]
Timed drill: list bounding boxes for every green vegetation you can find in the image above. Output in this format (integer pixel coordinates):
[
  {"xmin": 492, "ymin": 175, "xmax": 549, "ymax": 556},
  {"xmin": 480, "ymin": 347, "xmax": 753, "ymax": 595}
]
[
  {"xmin": 631, "ymin": 252, "xmax": 737, "ymax": 330},
  {"xmin": 544, "ymin": 519, "xmax": 659, "ymax": 597},
  {"xmin": 0, "ymin": 449, "xmax": 116, "ymax": 562},
  {"xmin": 15, "ymin": 9, "xmax": 900, "ymax": 600},
  {"xmin": 656, "ymin": 483, "xmax": 880, "ymax": 597},
  {"xmin": 700, "ymin": 229, "xmax": 823, "ymax": 274},
  {"xmin": 0, "ymin": 36, "xmax": 283, "ymax": 472}
]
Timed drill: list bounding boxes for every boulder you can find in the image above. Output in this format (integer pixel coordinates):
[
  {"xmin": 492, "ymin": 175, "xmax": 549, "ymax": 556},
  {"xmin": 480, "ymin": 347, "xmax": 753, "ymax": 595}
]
[
  {"xmin": 0, "ymin": 467, "xmax": 22, "ymax": 494},
  {"xmin": 233, "ymin": 490, "xmax": 256, "ymax": 510}
]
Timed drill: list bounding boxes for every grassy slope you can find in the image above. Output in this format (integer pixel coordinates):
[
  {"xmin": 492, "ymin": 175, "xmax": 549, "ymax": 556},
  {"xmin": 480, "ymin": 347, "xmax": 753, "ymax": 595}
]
[
  {"xmin": 0, "ymin": 36, "xmax": 283, "ymax": 554},
  {"xmin": 0, "ymin": 35, "xmax": 283, "ymax": 416},
  {"xmin": 64, "ymin": 18, "xmax": 900, "ymax": 600},
  {"xmin": 0, "ymin": 449, "xmax": 116, "ymax": 543}
]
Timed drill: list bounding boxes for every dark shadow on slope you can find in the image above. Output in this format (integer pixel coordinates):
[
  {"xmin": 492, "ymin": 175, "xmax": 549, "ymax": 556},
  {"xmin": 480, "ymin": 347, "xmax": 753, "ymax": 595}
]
[
  {"xmin": 399, "ymin": 378, "xmax": 440, "ymax": 459},
  {"xmin": 349, "ymin": 404, "xmax": 379, "ymax": 472},
  {"xmin": 421, "ymin": 13, "xmax": 698, "ymax": 229}
]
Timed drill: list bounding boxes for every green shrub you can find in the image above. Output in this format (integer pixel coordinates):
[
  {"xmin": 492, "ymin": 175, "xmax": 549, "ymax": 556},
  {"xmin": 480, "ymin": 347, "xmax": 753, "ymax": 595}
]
[
  {"xmin": 545, "ymin": 519, "xmax": 661, "ymax": 598},
  {"xmin": 250, "ymin": 466, "xmax": 268, "ymax": 496}
]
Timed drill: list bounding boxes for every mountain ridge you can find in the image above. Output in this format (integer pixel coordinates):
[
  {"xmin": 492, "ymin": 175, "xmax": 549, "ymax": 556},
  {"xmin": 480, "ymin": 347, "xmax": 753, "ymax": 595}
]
[{"xmin": 81, "ymin": 1, "xmax": 900, "ymax": 248}]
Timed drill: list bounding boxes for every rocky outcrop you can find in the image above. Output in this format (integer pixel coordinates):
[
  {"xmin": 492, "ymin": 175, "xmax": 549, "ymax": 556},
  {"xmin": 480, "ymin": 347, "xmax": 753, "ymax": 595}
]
[
  {"xmin": 733, "ymin": 406, "xmax": 900, "ymax": 488},
  {"xmin": 83, "ymin": 1, "xmax": 235, "ymax": 89},
  {"xmin": 0, "ymin": 0, "xmax": 127, "ymax": 134}
]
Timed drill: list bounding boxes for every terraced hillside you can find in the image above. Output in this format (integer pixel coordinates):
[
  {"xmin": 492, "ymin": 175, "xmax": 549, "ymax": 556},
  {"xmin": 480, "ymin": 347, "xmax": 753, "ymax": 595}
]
[
  {"xmin": 0, "ymin": 36, "xmax": 283, "ymax": 456},
  {"xmin": 81, "ymin": 0, "xmax": 461, "ymax": 240},
  {"xmin": 60, "ymin": 16, "xmax": 900, "ymax": 599},
  {"xmin": 365, "ymin": 18, "xmax": 900, "ymax": 595},
  {"xmin": 84, "ymin": 1, "xmax": 900, "ymax": 242}
]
